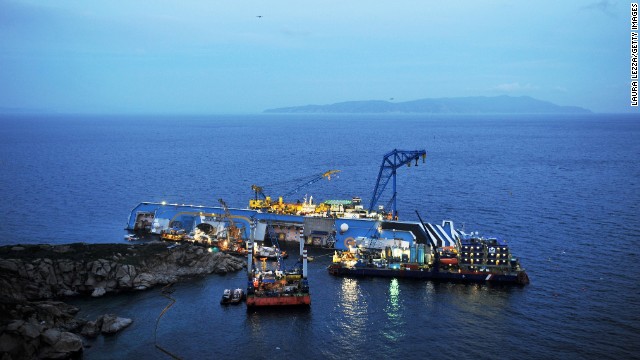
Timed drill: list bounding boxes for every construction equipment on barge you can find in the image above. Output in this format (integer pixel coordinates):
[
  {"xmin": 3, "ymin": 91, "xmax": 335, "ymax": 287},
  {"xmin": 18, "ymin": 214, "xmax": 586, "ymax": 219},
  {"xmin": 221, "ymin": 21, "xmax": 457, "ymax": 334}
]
[
  {"xmin": 249, "ymin": 170, "xmax": 340, "ymax": 215},
  {"xmin": 327, "ymin": 211, "xmax": 529, "ymax": 285},
  {"xmin": 246, "ymin": 219, "xmax": 310, "ymax": 308}
]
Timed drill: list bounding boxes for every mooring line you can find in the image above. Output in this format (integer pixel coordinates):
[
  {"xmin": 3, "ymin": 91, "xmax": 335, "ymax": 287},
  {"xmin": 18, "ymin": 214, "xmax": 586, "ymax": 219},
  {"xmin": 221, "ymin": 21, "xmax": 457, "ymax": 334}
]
[{"xmin": 154, "ymin": 283, "xmax": 182, "ymax": 360}]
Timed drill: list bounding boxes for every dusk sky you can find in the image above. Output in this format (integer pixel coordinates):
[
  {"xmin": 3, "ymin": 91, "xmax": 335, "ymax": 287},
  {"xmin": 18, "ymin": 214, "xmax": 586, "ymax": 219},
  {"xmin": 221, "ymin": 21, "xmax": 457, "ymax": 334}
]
[{"xmin": 0, "ymin": 1, "xmax": 632, "ymax": 114}]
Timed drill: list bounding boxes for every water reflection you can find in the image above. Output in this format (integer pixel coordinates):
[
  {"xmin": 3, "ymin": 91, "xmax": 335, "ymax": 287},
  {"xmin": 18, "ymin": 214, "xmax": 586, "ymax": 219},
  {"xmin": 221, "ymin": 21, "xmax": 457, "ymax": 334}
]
[
  {"xmin": 333, "ymin": 278, "xmax": 368, "ymax": 349},
  {"xmin": 382, "ymin": 278, "xmax": 405, "ymax": 343},
  {"xmin": 385, "ymin": 278, "xmax": 400, "ymax": 320}
]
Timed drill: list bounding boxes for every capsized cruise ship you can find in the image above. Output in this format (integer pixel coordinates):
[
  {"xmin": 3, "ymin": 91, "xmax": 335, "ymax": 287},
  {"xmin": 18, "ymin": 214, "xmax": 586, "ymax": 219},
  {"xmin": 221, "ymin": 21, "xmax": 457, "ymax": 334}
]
[
  {"xmin": 126, "ymin": 200, "xmax": 471, "ymax": 252},
  {"xmin": 125, "ymin": 149, "xmax": 527, "ymax": 285}
]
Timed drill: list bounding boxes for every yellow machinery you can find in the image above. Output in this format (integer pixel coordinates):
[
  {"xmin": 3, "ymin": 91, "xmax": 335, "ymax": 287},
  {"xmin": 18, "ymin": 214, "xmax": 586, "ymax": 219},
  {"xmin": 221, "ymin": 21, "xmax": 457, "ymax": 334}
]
[
  {"xmin": 249, "ymin": 185, "xmax": 272, "ymax": 210},
  {"xmin": 250, "ymin": 170, "xmax": 340, "ymax": 214}
]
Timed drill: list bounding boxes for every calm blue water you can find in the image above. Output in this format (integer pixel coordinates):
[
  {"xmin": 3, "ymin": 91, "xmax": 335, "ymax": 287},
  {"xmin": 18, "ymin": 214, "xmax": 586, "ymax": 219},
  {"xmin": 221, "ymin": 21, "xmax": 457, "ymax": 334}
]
[{"xmin": 1, "ymin": 113, "xmax": 639, "ymax": 359}]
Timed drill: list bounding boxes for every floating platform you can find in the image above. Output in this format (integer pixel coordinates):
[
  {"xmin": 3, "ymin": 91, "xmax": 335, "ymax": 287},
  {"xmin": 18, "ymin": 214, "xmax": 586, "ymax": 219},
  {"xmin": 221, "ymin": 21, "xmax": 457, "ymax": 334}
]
[
  {"xmin": 246, "ymin": 293, "xmax": 311, "ymax": 307},
  {"xmin": 328, "ymin": 230, "xmax": 529, "ymax": 286},
  {"xmin": 327, "ymin": 263, "xmax": 529, "ymax": 285},
  {"xmin": 245, "ymin": 240, "xmax": 311, "ymax": 308}
]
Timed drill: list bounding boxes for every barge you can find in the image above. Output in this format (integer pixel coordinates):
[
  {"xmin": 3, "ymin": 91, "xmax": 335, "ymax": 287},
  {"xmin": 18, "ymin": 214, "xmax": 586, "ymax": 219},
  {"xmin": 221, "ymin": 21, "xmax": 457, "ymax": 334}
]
[
  {"xmin": 327, "ymin": 212, "xmax": 529, "ymax": 285},
  {"xmin": 245, "ymin": 223, "xmax": 311, "ymax": 308},
  {"xmin": 328, "ymin": 254, "xmax": 529, "ymax": 285}
]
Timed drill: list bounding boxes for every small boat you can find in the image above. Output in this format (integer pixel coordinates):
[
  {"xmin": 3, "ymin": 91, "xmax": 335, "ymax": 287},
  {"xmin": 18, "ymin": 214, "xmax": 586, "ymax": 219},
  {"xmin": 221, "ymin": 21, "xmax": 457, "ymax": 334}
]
[
  {"xmin": 230, "ymin": 288, "xmax": 244, "ymax": 304},
  {"xmin": 124, "ymin": 233, "xmax": 139, "ymax": 241},
  {"xmin": 220, "ymin": 289, "xmax": 232, "ymax": 305},
  {"xmin": 255, "ymin": 245, "xmax": 288, "ymax": 260}
]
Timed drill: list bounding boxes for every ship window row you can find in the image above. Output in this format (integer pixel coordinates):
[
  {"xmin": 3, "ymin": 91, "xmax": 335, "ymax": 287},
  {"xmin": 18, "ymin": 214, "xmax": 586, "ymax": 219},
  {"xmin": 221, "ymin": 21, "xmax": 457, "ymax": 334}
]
[
  {"xmin": 460, "ymin": 251, "xmax": 509, "ymax": 256},
  {"xmin": 460, "ymin": 253, "xmax": 483, "ymax": 257},
  {"xmin": 462, "ymin": 245, "xmax": 509, "ymax": 251},
  {"xmin": 460, "ymin": 259, "xmax": 508, "ymax": 265},
  {"xmin": 460, "ymin": 252, "xmax": 509, "ymax": 257}
]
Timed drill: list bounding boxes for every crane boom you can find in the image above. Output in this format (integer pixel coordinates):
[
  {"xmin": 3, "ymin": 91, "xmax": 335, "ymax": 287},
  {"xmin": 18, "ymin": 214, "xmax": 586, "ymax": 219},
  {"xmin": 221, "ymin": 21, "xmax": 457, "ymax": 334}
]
[
  {"xmin": 218, "ymin": 198, "xmax": 233, "ymax": 226},
  {"xmin": 218, "ymin": 198, "xmax": 237, "ymax": 240},
  {"xmin": 368, "ymin": 149, "xmax": 426, "ymax": 218},
  {"xmin": 249, "ymin": 170, "xmax": 340, "ymax": 211},
  {"xmin": 251, "ymin": 185, "xmax": 266, "ymax": 200},
  {"xmin": 282, "ymin": 170, "xmax": 340, "ymax": 198}
]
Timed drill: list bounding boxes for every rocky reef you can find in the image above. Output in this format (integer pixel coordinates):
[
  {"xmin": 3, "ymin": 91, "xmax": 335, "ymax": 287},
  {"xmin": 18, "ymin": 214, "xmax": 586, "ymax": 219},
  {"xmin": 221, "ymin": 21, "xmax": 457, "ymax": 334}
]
[
  {"xmin": 0, "ymin": 242, "xmax": 245, "ymax": 301},
  {"xmin": 0, "ymin": 242, "xmax": 246, "ymax": 359},
  {"xmin": 0, "ymin": 301, "xmax": 134, "ymax": 359}
]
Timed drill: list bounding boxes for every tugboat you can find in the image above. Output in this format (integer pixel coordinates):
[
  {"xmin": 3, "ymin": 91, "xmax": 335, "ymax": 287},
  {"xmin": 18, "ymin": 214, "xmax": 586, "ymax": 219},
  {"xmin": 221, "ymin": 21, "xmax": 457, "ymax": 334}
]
[{"xmin": 327, "ymin": 212, "xmax": 529, "ymax": 285}]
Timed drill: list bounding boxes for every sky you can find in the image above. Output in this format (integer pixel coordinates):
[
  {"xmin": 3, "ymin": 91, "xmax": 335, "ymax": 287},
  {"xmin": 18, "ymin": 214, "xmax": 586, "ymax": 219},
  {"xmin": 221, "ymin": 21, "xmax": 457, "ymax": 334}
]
[{"xmin": 0, "ymin": 0, "xmax": 633, "ymax": 114}]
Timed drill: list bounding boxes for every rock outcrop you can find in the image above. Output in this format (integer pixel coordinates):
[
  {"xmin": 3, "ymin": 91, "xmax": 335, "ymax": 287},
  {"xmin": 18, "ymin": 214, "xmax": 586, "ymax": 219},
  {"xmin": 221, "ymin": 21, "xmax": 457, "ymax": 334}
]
[
  {"xmin": 0, "ymin": 300, "xmax": 136, "ymax": 359},
  {"xmin": 0, "ymin": 242, "xmax": 245, "ymax": 301},
  {"xmin": 0, "ymin": 301, "xmax": 84, "ymax": 359},
  {"xmin": 0, "ymin": 242, "xmax": 245, "ymax": 359},
  {"xmin": 99, "ymin": 314, "xmax": 133, "ymax": 334}
]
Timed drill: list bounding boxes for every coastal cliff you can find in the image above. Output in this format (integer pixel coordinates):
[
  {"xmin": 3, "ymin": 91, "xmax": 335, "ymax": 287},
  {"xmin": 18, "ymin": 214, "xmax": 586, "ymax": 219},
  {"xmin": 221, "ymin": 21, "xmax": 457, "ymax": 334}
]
[{"xmin": 0, "ymin": 242, "xmax": 245, "ymax": 359}]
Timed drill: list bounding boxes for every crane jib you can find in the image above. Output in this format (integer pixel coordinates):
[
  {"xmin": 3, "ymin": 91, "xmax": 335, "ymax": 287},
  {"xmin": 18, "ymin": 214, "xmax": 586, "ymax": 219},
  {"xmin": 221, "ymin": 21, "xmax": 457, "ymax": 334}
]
[{"xmin": 368, "ymin": 149, "xmax": 427, "ymax": 218}]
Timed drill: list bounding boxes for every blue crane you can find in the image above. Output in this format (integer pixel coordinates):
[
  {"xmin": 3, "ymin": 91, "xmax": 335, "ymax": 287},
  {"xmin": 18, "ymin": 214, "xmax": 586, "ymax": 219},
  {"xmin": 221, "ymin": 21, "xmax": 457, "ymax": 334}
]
[{"xmin": 368, "ymin": 149, "xmax": 426, "ymax": 219}]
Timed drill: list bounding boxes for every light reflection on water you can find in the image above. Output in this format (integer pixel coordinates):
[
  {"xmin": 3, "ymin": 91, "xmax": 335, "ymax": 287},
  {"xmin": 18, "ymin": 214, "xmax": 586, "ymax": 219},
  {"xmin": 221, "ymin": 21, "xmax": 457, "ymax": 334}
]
[
  {"xmin": 334, "ymin": 278, "xmax": 368, "ymax": 345},
  {"xmin": 382, "ymin": 278, "xmax": 404, "ymax": 343},
  {"xmin": 386, "ymin": 278, "xmax": 400, "ymax": 318}
]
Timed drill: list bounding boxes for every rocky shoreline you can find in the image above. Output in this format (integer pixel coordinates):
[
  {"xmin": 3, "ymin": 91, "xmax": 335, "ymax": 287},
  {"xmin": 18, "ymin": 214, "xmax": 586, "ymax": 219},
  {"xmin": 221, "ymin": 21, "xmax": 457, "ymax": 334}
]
[{"xmin": 0, "ymin": 242, "xmax": 245, "ymax": 359}]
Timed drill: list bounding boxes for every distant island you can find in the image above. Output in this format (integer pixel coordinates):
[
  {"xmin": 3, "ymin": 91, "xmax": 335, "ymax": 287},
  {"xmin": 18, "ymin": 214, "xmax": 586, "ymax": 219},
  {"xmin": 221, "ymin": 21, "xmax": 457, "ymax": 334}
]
[{"xmin": 264, "ymin": 95, "xmax": 591, "ymax": 114}]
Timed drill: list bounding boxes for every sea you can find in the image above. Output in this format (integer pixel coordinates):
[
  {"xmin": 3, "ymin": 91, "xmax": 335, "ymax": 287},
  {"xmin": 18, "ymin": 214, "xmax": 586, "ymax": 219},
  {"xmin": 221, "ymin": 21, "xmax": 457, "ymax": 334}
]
[{"xmin": 0, "ymin": 113, "xmax": 639, "ymax": 359}]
